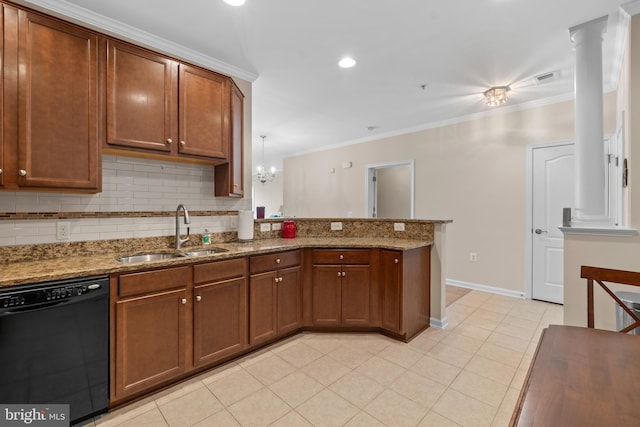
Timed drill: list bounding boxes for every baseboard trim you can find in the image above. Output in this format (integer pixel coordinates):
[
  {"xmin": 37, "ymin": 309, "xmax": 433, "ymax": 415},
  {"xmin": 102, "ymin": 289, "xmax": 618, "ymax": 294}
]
[
  {"xmin": 430, "ymin": 316, "xmax": 449, "ymax": 329},
  {"xmin": 446, "ymin": 278, "xmax": 526, "ymax": 299}
]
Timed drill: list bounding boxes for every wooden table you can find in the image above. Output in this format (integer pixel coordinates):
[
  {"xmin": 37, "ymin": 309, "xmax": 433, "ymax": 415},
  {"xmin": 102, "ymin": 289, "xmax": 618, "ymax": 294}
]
[{"xmin": 510, "ymin": 325, "xmax": 640, "ymax": 426}]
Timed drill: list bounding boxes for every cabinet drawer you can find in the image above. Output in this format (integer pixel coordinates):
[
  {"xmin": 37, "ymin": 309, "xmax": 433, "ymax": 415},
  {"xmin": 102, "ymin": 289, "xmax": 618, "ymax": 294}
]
[
  {"xmin": 312, "ymin": 249, "xmax": 370, "ymax": 265},
  {"xmin": 193, "ymin": 258, "xmax": 246, "ymax": 284},
  {"xmin": 250, "ymin": 250, "xmax": 301, "ymax": 274},
  {"xmin": 118, "ymin": 266, "xmax": 191, "ymax": 298}
]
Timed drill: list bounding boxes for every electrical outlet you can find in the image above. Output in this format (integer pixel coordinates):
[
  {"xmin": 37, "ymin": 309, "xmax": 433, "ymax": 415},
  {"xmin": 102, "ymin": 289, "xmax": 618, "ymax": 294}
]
[
  {"xmin": 331, "ymin": 222, "xmax": 343, "ymax": 231},
  {"xmin": 56, "ymin": 222, "xmax": 70, "ymax": 240},
  {"xmin": 271, "ymin": 222, "xmax": 282, "ymax": 231},
  {"xmin": 394, "ymin": 222, "xmax": 405, "ymax": 231},
  {"xmin": 469, "ymin": 252, "xmax": 478, "ymax": 262},
  {"xmin": 260, "ymin": 223, "xmax": 271, "ymax": 232}
]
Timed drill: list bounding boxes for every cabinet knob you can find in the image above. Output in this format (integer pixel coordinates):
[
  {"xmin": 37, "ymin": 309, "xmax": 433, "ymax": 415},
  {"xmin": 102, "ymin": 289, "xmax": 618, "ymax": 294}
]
[
  {"xmin": 337, "ymin": 271, "xmax": 341, "ymax": 277},
  {"xmin": 181, "ymin": 298, "xmax": 187, "ymax": 305},
  {"xmin": 180, "ymin": 140, "xmax": 186, "ymax": 146},
  {"xmin": 166, "ymin": 138, "xmax": 173, "ymax": 144},
  {"xmin": 196, "ymin": 295, "xmax": 202, "ymax": 302},
  {"xmin": 233, "ymin": 184, "xmax": 239, "ymax": 187},
  {"xmin": 0, "ymin": 168, "xmax": 3, "ymax": 174},
  {"xmin": 276, "ymin": 258, "xmax": 281, "ymax": 264},
  {"xmin": 275, "ymin": 277, "xmax": 282, "ymax": 283},
  {"xmin": 342, "ymin": 271, "xmax": 346, "ymax": 277},
  {"xmin": 339, "ymin": 254, "xmax": 344, "ymax": 260},
  {"xmin": 395, "ymin": 259, "xmax": 399, "ymax": 264},
  {"xmin": 18, "ymin": 169, "xmax": 27, "ymax": 177}
]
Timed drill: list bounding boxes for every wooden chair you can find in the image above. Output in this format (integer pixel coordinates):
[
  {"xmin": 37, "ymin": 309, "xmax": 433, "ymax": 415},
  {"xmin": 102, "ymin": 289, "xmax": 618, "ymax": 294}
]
[{"xmin": 580, "ymin": 265, "xmax": 640, "ymax": 333}]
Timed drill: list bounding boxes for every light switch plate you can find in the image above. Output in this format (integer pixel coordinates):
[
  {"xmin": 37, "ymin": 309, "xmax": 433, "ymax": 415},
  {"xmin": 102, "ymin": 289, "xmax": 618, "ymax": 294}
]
[
  {"xmin": 331, "ymin": 222, "xmax": 343, "ymax": 231},
  {"xmin": 260, "ymin": 223, "xmax": 271, "ymax": 232},
  {"xmin": 393, "ymin": 222, "xmax": 405, "ymax": 231}
]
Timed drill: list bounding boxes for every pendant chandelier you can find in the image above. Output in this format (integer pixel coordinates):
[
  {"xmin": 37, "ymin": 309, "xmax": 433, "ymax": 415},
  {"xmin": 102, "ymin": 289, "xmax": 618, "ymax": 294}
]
[{"xmin": 256, "ymin": 135, "xmax": 275, "ymax": 183}]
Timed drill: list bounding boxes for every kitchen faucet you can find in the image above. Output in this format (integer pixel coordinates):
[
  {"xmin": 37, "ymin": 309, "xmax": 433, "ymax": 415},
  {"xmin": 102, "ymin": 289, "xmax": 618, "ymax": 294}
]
[{"xmin": 175, "ymin": 204, "xmax": 191, "ymax": 249}]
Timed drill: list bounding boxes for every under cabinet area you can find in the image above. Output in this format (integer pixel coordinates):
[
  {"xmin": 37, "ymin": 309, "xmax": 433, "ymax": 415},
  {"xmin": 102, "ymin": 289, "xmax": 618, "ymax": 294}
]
[
  {"xmin": 1, "ymin": 5, "xmax": 100, "ymax": 192},
  {"xmin": 312, "ymin": 249, "xmax": 371, "ymax": 326},
  {"xmin": 249, "ymin": 250, "xmax": 302, "ymax": 345}
]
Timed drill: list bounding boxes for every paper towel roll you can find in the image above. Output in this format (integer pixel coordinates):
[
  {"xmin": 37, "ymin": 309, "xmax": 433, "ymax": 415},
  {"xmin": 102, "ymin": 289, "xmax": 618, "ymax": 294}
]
[{"xmin": 237, "ymin": 210, "xmax": 254, "ymax": 241}]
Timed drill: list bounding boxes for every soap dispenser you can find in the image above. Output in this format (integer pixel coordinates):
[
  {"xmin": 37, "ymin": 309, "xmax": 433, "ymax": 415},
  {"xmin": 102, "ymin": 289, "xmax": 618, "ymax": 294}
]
[{"xmin": 202, "ymin": 227, "xmax": 211, "ymax": 245}]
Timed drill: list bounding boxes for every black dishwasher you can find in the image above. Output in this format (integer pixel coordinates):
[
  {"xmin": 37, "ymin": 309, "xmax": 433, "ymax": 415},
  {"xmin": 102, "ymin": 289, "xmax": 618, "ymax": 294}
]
[{"xmin": 0, "ymin": 276, "xmax": 109, "ymax": 425}]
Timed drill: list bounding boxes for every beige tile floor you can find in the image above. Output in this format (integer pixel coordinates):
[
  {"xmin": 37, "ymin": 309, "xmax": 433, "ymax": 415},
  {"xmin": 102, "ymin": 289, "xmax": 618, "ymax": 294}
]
[{"xmin": 89, "ymin": 290, "xmax": 563, "ymax": 427}]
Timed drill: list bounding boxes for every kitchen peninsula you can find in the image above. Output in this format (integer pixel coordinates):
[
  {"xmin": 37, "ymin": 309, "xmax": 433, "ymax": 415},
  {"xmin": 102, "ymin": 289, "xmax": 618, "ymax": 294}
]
[{"xmin": 0, "ymin": 217, "xmax": 450, "ymax": 406}]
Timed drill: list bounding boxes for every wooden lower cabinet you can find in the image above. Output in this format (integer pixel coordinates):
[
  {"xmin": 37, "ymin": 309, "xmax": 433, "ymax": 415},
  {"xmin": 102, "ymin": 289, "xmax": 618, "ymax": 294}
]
[
  {"xmin": 311, "ymin": 249, "xmax": 371, "ymax": 326},
  {"xmin": 380, "ymin": 247, "xmax": 431, "ymax": 340},
  {"xmin": 249, "ymin": 251, "xmax": 302, "ymax": 345},
  {"xmin": 194, "ymin": 277, "xmax": 247, "ymax": 367},
  {"xmin": 249, "ymin": 266, "xmax": 302, "ymax": 345},
  {"xmin": 114, "ymin": 287, "xmax": 188, "ymax": 400}
]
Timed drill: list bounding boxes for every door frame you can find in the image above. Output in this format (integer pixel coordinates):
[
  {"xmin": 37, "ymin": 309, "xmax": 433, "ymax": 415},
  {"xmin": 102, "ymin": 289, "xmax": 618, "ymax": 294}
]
[
  {"xmin": 525, "ymin": 140, "xmax": 573, "ymax": 300},
  {"xmin": 365, "ymin": 160, "xmax": 415, "ymax": 219}
]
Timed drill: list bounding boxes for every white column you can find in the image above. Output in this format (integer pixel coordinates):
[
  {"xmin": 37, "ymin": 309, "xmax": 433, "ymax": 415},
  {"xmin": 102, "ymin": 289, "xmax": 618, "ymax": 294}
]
[{"xmin": 569, "ymin": 16, "xmax": 609, "ymax": 225}]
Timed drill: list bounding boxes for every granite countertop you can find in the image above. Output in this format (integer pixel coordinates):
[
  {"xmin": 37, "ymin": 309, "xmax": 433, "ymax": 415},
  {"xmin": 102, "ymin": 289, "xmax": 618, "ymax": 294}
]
[{"xmin": 0, "ymin": 237, "xmax": 432, "ymax": 288}]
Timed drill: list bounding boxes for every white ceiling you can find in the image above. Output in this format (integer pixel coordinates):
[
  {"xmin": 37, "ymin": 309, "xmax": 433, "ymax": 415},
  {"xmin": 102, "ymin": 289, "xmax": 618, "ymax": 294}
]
[{"xmin": 21, "ymin": 0, "xmax": 630, "ymax": 169}]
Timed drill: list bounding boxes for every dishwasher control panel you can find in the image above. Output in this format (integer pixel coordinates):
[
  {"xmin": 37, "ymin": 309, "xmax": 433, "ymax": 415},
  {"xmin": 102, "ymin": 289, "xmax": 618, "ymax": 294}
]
[{"xmin": 0, "ymin": 277, "xmax": 107, "ymax": 309}]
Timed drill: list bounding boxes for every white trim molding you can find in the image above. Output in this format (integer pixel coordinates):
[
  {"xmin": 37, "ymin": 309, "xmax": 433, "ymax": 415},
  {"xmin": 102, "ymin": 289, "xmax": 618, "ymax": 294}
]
[
  {"xmin": 447, "ymin": 279, "xmax": 526, "ymax": 299},
  {"xmin": 559, "ymin": 226, "xmax": 638, "ymax": 237},
  {"xmin": 622, "ymin": 0, "xmax": 640, "ymax": 16},
  {"xmin": 429, "ymin": 316, "xmax": 449, "ymax": 330}
]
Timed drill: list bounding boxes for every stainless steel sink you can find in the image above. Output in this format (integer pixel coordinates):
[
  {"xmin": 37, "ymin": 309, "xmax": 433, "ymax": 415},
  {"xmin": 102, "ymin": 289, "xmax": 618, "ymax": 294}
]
[
  {"xmin": 183, "ymin": 248, "xmax": 229, "ymax": 257},
  {"xmin": 117, "ymin": 253, "xmax": 186, "ymax": 263}
]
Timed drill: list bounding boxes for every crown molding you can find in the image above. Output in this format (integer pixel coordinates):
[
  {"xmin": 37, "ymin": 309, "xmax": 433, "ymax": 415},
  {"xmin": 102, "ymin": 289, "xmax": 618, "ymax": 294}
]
[
  {"xmin": 622, "ymin": 0, "xmax": 640, "ymax": 16},
  {"xmin": 286, "ymin": 92, "xmax": 577, "ymax": 159},
  {"xmin": 17, "ymin": 0, "xmax": 258, "ymax": 82}
]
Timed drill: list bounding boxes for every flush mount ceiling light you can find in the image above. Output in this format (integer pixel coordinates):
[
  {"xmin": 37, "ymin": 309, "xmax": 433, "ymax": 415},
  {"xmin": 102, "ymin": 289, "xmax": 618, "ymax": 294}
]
[
  {"xmin": 484, "ymin": 86, "xmax": 510, "ymax": 106},
  {"xmin": 338, "ymin": 57, "xmax": 356, "ymax": 68},
  {"xmin": 223, "ymin": 0, "xmax": 245, "ymax": 6}
]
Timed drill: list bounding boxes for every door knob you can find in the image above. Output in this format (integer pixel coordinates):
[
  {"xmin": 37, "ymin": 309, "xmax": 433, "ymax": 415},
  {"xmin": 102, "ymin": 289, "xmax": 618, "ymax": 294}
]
[{"xmin": 534, "ymin": 229, "xmax": 548, "ymax": 234}]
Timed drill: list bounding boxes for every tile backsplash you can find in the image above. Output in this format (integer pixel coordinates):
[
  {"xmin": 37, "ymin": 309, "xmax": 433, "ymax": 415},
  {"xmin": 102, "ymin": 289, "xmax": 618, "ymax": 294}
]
[{"xmin": 0, "ymin": 155, "xmax": 250, "ymax": 246}]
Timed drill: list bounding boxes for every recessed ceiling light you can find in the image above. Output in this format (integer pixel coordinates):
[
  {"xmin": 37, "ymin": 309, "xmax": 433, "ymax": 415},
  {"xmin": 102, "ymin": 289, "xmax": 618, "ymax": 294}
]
[
  {"xmin": 338, "ymin": 57, "xmax": 356, "ymax": 68},
  {"xmin": 224, "ymin": 0, "xmax": 245, "ymax": 6}
]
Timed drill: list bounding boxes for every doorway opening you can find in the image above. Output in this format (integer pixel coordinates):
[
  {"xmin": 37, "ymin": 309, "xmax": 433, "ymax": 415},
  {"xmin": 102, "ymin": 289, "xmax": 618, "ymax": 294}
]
[{"xmin": 366, "ymin": 160, "xmax": 414, "ymax": 219}]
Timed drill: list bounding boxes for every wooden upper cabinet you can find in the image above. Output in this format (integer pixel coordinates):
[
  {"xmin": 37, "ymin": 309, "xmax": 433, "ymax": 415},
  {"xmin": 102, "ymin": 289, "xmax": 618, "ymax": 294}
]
[
  {"xmin": 106, "ymin": 40, "xmax": 177, "ymax": 153},
  {"xmin": 16, "ymin": 10, "xmax": 100, "ymax": 191},
  {"xmin": 178, "ymin": 64, "xmax": 229, "ymax": 159},
  {"xmin": 0, "ymin": 5, "xmax": 5, "ymax": 188},
  {"xmin": 215, "ymin": 80, "xmax": 244, "ymax": 197}
]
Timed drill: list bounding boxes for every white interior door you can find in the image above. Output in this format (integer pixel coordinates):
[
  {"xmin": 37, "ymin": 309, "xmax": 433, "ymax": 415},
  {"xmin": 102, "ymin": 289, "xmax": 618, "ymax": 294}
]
[{"xmin": 532, "ymin": 144, "xmax": 574, "ymax": 304}]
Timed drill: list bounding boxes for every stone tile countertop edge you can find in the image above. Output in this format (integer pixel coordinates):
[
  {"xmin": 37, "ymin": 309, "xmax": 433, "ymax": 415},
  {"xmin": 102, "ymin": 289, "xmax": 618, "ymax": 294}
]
[{"xmin": 0, "ymin": 237, "xmax": 432, "ymax": 288}]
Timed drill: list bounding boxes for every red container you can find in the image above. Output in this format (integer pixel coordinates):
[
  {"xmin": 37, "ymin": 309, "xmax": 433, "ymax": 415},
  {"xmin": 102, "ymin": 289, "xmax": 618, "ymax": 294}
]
[{"xmin": 282, "ymin": 220, "xmax": 296, "ymax": 238}]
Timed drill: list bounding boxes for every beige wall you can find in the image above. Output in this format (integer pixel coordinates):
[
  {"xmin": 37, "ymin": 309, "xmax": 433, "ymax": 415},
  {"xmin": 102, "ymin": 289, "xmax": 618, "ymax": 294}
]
[
  {"xmin": 377, "ymin": 165, "xmax": 412, "ymax": 218},
  {"xmin": 563, "ymin": 13, "xmax": 640, "ymax": 328},
  {"xmin": 284, "ymin": 95, "xmax": 616, "ymax": 293}
]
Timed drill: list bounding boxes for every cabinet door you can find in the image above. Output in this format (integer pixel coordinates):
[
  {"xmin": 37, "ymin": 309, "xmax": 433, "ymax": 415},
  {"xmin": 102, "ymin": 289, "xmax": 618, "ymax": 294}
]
[
  {"xmin": 341, "ymin": 265, "xmax": 370, "ymax": 325},
  {"xmin": 381, "ymin": 250, "xmax": 402, "ymax": 333},
  {"xmin": 106, "ymin": 40, "xmax": 177, "ymax": 153},
  {"xmin": 114, "ymin": 288, "xmax": 187, "ymax": 400},
  {"xmin": 312, "ymin": 265, "xmax": 342, "ymax": 325},
  {"xmin": 178, "ymin": 64, "xmax": 229, "ymax": 159},
  {"xmin": 194, "ymin": 277, "xmax": 247, "ymax": 367},
  {"xmin": 17, "ymin": 11, "xmax": 99, "ymax": 190},
  {"xmin": 215, "ymin": 81, "xmax": 244, "ymax": 197},
  {"xmin": 249, "ymin": 271, "xmax": 278, "ymax": 345},
  {"xmin": 277, "ymin": 266, "xmax": 301, "ymax": 335}
]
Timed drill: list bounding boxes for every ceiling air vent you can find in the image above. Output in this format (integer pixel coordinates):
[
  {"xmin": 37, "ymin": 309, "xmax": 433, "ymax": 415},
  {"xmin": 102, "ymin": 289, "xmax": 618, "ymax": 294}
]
[{"xmin": 534, "ymin": 71, "xmax": 559, "ymax": 85}]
